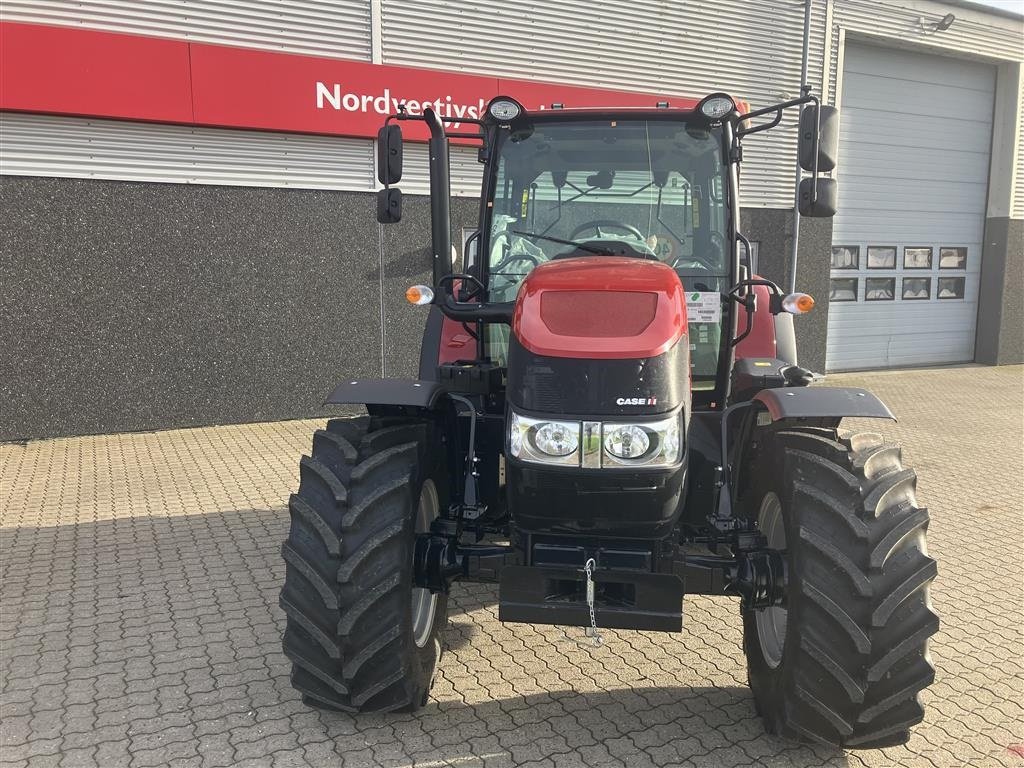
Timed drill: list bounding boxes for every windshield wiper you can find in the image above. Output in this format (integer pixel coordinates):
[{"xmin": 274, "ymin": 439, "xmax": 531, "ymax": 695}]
[{"xmin": 510, "ymin": 230, "xmax": 615, "ymax": 256}]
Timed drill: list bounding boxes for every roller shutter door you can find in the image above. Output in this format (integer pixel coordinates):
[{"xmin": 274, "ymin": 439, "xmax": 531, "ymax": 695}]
[{"xmin": 826, "ymin": 43, "xmax": 995, "ymax": 371}]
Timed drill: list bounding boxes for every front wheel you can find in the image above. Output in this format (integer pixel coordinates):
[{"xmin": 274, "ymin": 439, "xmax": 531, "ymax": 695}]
[
  {"xmin": 742, "ymin": 427, "xmax": 938, "ymax": 748},
  {"xmin": 279, "ymin": 416, "xmax": 448, "ymax": 712}
]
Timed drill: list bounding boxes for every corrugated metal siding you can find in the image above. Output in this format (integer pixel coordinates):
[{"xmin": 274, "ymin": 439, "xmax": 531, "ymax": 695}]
[
  {"xmin": 0, "ymin": 112, "xmax": 376, "ymax": 190},
  {"xmin": 1015, "ymin": 72, "xmax": 1024, "ymax": 220},
  {"xmin": 0, "ymin": 112, "xmax": 485, "ymax": 196},
  {"xmin": 380, "ymin": 0, "xmax": 826, "ymax": 208},
  {"xmin": 401, "ymin": 145, "xmax": 483, "ymax": 198},
  {"xmin": 0, "ymin": 0, "xmax": 372, "ymax": 59},
  {"xmin": 827, "ymin": 0, "xmax": 1023, "ymax": 107},
  {"xmin": 826, "ymin": 43, "xmax": 994, "ymax": 371},
  {"xmin": 824, "ymin": 0, "xmax": 1023, "ymax": 217}
]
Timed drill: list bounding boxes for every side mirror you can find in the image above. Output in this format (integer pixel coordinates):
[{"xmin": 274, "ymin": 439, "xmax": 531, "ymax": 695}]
[
  {"xmin": 799, "ymin": 177, "xmax": 838, "ymax": 218},
  {"xmin": 377, "ymin": 124, "xmax": 403, "ymax": 185},
  {"xmin": 377, "ymin": 187, "xmax": 403, "ymax": 223},
  {"xmin": 798, "ymin": 105, "xmax": 839, "ymax": 173}
]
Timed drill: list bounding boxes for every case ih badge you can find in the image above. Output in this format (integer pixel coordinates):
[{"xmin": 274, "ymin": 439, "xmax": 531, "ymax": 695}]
[
  {"xmin": 616, "ymin": 396, "xmax": 658, "ymax": 406},
  {"xmin": 279, "ymin": 89, "xmax": 938, "ymax": 750}
]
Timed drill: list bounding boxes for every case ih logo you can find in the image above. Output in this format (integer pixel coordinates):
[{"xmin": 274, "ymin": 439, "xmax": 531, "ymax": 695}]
[{"xmin": 616, "ymin": 397, "xmax": 657, "ymax": 406}]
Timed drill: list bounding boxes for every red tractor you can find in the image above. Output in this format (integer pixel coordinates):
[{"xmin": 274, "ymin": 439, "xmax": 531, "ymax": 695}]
[{"xmin": 278, "ymin": 91, "xmax": 937, "ymax": 748}]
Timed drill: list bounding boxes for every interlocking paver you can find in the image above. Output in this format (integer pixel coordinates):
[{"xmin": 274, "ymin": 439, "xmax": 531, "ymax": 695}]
[{"xmin": 2, "ymin": 365, "xmax": 1022, "ymax": 767}]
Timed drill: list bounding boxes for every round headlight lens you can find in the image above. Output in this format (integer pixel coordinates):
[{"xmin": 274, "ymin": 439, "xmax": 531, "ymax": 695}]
[
  {"xmin": 604, "ymin": 425, "xmax": 651, "ymax": 459},
  {"xmin": 700, "ymin": 95, "xmax": 735, "ymax": 120},
  {"xmin": 488, "ymin": 99, "xmax": 522, "ymax": 121},
  {"xmin": 531, "ymin": 422, "xmax": 578, "ymax": 457}
]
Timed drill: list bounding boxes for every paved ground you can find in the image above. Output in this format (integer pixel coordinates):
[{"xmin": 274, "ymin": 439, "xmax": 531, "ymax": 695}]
[{"xmin": 2, "ymin": 365, "xmax": 1022, "ymax": 768}]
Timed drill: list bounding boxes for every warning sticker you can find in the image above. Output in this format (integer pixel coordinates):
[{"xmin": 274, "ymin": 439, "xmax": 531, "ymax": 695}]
[{"xmin": 686, "ymin": 291, "xmax": 722, "ymax": 324}]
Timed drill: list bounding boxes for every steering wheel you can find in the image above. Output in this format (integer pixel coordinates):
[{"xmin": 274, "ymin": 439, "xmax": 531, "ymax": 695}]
[
  {"xmin": 491, "ymin": 252, "xmax": 540, "ymax": 273},
  {"xmin": 569, "ymin": 220, "xmax": 646, "ymax": 242},
  {"xmin": 672, "ymin": 232, "xmax": 725, "ymax": 271}
]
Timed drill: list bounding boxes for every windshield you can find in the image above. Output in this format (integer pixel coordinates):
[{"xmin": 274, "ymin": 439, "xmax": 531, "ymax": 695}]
[{"xmin": 483, "ymin": 119, "xmax": 730, "ymax": 387}]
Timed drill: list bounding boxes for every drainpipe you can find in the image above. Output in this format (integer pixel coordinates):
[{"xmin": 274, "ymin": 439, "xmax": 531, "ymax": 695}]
[{"xmin": 789, "ymin": 0, "xmax": 813, "ymax": 294}]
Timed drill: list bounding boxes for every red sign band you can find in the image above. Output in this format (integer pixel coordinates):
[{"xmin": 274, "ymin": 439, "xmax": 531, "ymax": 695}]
[{"xmin": 1, "ymin": 21, "xmax": 698, "ymax": 142}]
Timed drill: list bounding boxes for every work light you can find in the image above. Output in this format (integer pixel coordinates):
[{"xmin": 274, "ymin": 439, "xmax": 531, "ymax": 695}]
[
  {"xmin": 697, "ymin": 93, "xmax": 736, "ymax": 120},
  {"xmin": 488, "ymin": 98, "xmax": 523, "ymax": 121}
]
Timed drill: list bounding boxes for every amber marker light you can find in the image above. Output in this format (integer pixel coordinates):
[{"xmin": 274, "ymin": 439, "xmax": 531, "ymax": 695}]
[
  {"xmin": 405, "ymin": 284, "xmax": 434, "ymax": 305},
  {"xmin": 782, "ymin": 292, "xmax": 815, "ymax": 314}
]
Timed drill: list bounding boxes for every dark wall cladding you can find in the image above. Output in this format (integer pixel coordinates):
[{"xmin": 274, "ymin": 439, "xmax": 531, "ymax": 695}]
[
  {"xmin": 742, "ymin": 208, "xmax": 833, "ymax": 374},
  {"xmin": 0, "ymin": 176, "xmax": 477, "ymax": 441},
  {"xmin": 0, "ymin": 175, "xmax": 827, "ymax": 441},
  {"xmin": 976, "ymin": 216, "xmax": 1024, "ymax": 366}
]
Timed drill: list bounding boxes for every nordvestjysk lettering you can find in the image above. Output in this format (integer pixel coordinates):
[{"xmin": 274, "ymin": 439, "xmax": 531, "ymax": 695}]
[{"xmin": 316, "ymin": 82, "xmax": 486, "ymax": 129}]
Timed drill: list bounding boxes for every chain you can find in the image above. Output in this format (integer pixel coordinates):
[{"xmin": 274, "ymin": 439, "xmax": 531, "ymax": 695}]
[{"xmin": 584, "ymin": 558, "xmax": 603, "ymax": 647}]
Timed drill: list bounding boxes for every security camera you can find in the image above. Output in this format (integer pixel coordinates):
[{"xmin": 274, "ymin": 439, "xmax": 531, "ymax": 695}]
[{"xmin": 936, "ymin": 13, "xmax": 955, "ymax": 31}]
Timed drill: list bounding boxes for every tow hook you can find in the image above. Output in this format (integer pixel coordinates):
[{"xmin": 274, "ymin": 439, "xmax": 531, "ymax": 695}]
[{"xmin": 726, "ymin": 550, "xmax": 787, "ymax": 610}]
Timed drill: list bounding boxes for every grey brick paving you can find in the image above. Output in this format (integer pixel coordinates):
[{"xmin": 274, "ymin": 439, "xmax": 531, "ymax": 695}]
[{"xmin": 2, "ymin": 365, "xmax": 1022, "ymax": 768}]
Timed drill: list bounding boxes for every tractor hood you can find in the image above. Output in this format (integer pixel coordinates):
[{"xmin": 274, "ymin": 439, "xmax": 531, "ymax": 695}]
[
  {"xmin": 507, "ymin": 257, "xmax": 691, "ymax": 417},
  {"xmin": 511, "ymin": 257, "xmax": 687, "ymax": 360}
]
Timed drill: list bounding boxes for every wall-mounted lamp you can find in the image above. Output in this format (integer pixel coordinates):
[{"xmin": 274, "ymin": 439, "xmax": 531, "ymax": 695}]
[{"xmin": 918, "ymin": 12, "xmax": 956, "ymax": 35}]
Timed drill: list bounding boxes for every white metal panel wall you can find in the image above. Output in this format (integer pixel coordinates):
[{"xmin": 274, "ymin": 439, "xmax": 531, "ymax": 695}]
[
  {"xmin": 0, "ymin": 113, "xmax": 376, "ymax": 190},
  {"xmin": 0, "ymin": 0, "xmax": 373, "ymax": 59},
  {"xmin": 826, "ymin": 0, "xmax": 1024, "ymax": 220},
  {"xmin": 1015, "ymin": 72, "xmax": 1024, "ymax": 220},
  {"xmin": 826, "ymin": 43, "xmax": 995, "ymax": 371},
  {"xmin": 826, "ymin": 0, "xmax": 1021, "ymax": 105},
  {"xmin": 0, "ymin": 112, "xmax": 487, "ymax": 196},
  {"xmin": 401, "ymin": 145, "xmax": 483, "ymax": 197},
  {"xmin": 380, "ymin": 0, "xmax": 826, "ymax": 208}
]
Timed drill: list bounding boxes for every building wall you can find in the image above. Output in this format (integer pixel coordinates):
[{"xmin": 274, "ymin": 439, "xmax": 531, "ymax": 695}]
[
  {"xmin": 0, "ymin": 177, "xmax": 476, "ymax": 440},
  {"xmin": 1, "ymin": 0, "xmax": 1021, "ymax": 439}
]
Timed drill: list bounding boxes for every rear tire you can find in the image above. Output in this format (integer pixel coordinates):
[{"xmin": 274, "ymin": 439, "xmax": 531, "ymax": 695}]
[
  {"xmin": 742, "ymin": 427, "xmax": 938, "ymax": 748},
  {"xmin": 279, "ymin": 416, "xmax": 448, "ymax": 712}
]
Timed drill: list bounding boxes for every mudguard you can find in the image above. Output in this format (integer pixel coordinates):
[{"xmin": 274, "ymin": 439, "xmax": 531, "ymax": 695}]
[
  {"xmin": 753, "ymin": 386, "xmax": 894, "ymax": 422},
  {"xmin": 324, "ymin": 378, "xmax": 446, "ymax": 409}
]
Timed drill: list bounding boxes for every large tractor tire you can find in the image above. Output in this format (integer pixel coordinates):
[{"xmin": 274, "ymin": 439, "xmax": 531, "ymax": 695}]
[
  {"xmin": 279, "ymin": 416, "xmax": 448, "ymax": 712},
  {"xmin": 742, "ymin": 426, "xmax": 938, "ymax": 748}
]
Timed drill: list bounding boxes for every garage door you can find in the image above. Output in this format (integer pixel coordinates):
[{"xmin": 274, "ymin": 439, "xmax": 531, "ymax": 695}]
[{"xmin": 826, "ymin": 44, "xmax": 995, "ymax": 371}]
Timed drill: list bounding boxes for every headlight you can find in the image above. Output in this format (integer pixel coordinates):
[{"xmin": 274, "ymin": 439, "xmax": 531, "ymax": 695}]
[
  {"xmin": 602, "ymin": 414, "xmax": 682, "ymax": 468},
  {"xmin": 533, "ymin": 422, "xmax": 579, "ymax": 456},
  {"xmin": 508, "ymin": 409, "xmax": 683, "ymax": 468},
  {"xmin": 604, "ymin": 425, "xmax": 650, "ymax": 459},
  {"xmin": 509, "ymin": 412, "xmax": 580, "ymax": 466}
]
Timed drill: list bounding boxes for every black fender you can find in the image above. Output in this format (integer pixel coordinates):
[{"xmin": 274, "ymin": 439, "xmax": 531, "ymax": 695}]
[
  {"xmin": 753, "ymin": 386, "xmax": 894, "ymax": 422},
  {"xmin": 325, "ymin": 378, "xmax": 447, "ymax": 409}
]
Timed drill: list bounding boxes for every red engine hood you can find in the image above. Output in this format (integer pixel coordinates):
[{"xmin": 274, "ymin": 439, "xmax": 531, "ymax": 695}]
[{"xmin": 512, "ymin": 257, "xmax": 688, "ymax": 359}]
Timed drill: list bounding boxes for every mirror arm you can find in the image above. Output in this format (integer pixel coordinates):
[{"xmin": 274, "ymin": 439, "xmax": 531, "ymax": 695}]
[{"xmin": 736, "ymin": 93, "xmax": 819, "ymax": 137}]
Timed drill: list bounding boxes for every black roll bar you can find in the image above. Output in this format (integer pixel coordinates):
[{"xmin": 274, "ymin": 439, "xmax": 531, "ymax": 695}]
[{"xmin": 423, "ymin": 108, "xmax": 453, "ymax": 286}]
